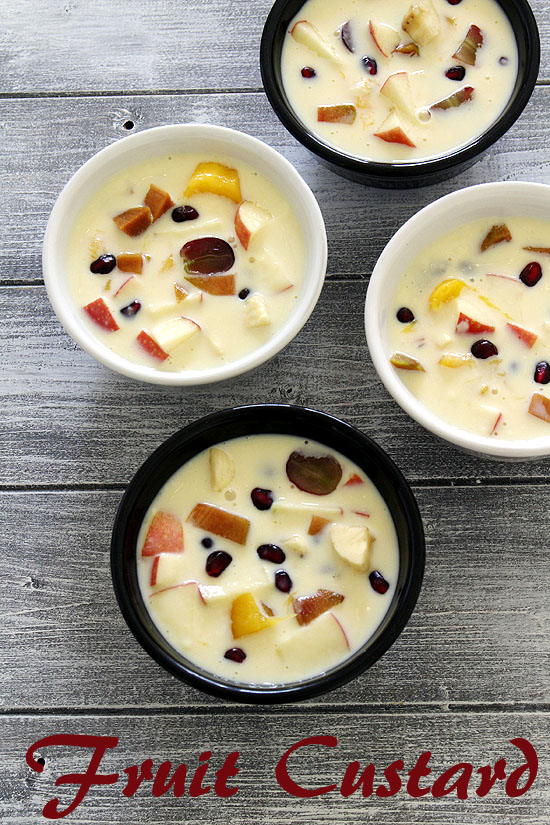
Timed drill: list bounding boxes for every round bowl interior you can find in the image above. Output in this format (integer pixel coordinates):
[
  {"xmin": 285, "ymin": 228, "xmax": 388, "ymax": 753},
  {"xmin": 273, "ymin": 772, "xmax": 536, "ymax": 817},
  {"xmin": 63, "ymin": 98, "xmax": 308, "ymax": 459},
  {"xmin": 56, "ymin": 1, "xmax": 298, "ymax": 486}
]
[
  {"xmin": 43, "ymin": 124, "xmax": 327, "ymax": 385},
  {"xmin": 111, "ymin": 404, "xmax": 425, "ymax": 703},
  {"xmin": 365, "ymin": 181, "xmax": 550, "ymax": 459},
  {"xmin": 260, "ymin": 0, "xmax": 540, "ymax": 188}
]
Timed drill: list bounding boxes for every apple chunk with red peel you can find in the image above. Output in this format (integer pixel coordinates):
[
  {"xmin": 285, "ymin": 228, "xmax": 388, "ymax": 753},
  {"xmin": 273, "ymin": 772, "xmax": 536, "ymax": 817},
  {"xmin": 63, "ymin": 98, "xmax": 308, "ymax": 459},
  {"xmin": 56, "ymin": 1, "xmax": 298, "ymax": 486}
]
[
  {"xmin": 330, "ymin": 524, "xmax": 373, "ymax": 572},
  {"xmin": 317, "ymin": 104, "xmax": 356, "ymax": 124},
  {"xmin": 142, "ymin": 511, "xmax": 184, "ymax": 557},
  {"xmin": 528, "ymin": 393, "xmax": 550, "ymax": 423},
  {"xmin": 506, "ymin": 322, "xmax": 538, "ymax": 348},
  {"xmin": 235, "ymin": 201, "xmax": 272, "ymax": 250},
  {"xmin": 430, "ymin": 86, "xmax": 474, "ymax": 111},
  {"xmin": 150, "ymin": 554, "xmax": 189, "ymax": 588},
  {"xmin": 369, "ymin": 21, "xmax": 400, "ymax": 57},
  {"xmin": 380, "ymin": 73, "xmax": 417, "ymax": 120},
  {"xmin": 277, "ymin": 612, "xmax": 349, "ymax": 669},
  {"xmin": 291, "ymin": 20, "xmax": 339, "ymax": 63},
  {"xmin": 83, "ymin": 298, "xmax": 119, "ymax": 332},
  {"xmin": 293, "ymin": 589, "xmax": 345, "ymax": 626},
  {"xmin": 374, "ymin": 111, "xmax": 415, "ymax": 147},
  {"xmin": 153, "ymin": 316, "xmax": 200, "ymax": 354},
  {"xmin": 136, "ymin": 330, "xmax": 169, "ymax": 362},
  {"xmin": 344, "ymin": 473, "xmax": 363, "ymax": 486},
  {"xmin": 456, "ymin": 312, "xmax": 495, "ymax": 335},
  {"xmin": 453, "ymin": 24, "xmax": 483, "ymax": 65},
  {"xmin": 209, "ymin": 447, "xmax": 235, "ymax": 491},
  {"xmin": 187, "ymin": 502, "xmax": 250, "ymax": 545},
  {"xmin": 150, "ymin": 582, "xmax": 206, "ymax": 649},
  {"xmin": 402, "ymin": 0, "xmax": 440, "ymax": 45}
]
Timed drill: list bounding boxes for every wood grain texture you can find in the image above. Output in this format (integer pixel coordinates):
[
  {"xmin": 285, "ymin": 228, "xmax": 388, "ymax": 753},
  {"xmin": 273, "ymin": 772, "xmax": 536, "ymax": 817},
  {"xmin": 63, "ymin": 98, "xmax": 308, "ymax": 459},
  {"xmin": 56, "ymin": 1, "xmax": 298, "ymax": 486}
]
[
  {"xmin": 0, "ymin": 488, "xmax": 548, "ymax": 710},
  {"xmin": 3, "ymin": 712, "xmax": 548, "ymax": 823},
  {"xmin": 1, "ymin": 87, "xmax": 549, "ymax": 284}
]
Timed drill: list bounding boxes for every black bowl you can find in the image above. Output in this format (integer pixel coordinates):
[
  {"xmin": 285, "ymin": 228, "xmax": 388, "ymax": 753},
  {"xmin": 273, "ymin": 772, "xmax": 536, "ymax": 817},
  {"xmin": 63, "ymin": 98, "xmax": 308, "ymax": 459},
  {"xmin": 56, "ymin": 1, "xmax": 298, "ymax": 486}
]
[
  {"xmin": 260, "ymin": 0, "xmax": 540, "ymax": 188},
  {"xmin": 111, "ymin": 404, "xmax": 425, "ymax": 703}
]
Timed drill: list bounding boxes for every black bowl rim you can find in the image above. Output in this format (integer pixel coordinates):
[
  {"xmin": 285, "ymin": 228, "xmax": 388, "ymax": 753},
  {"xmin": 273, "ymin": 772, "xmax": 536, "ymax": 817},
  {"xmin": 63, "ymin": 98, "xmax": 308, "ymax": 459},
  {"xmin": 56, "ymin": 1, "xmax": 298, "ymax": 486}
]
[
  {"xmin": 111, "ymin": 404, "xmax": 425, "ymax": 704},
  {"xmin": 260, "ymin": 0, "xmax": 540, "ymax": 181}
]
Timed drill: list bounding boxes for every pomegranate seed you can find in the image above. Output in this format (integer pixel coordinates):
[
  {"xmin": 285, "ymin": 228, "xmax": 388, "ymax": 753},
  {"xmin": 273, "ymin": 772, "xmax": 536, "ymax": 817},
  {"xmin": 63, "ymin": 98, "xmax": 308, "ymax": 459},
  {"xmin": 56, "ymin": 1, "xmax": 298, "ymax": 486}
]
[
  {"xmin": 201, "ymin": 537, "xmax": 213, "ymax": 549},
  {"xmin": 369, "ymin": 570, "xmax": 390, "ymax": 594},
  {"xmin": 172, "ymin": 205, "xmax": 199, "ymax": 222},
  {"xmin": 446, "ymin": 0, "xmax": 463, "ymax": 4},
  {"xmin": 301, "ymin": 66, "xmax": 316, "ymax": 78},
  {"xmin": 362, "ymin": 56, "xmax": 377, "ymax": 75},
  {"xmin": 205, "ymin": 550, "xmax": 232, "ymax": 577},
  {"xmin": 90, "ymin": 254, "xmax": 116, "ymax": 274},
  {"xmin": 120, "ymin": 299, "xmax": 141, "ymax": 317},
  {"xmin": 519, "ymin": 262, "xmax": 542, "ymax": 287},
  {"xmin": 499, "ymin": 56, "xmax": 509, "ymax": 65},
  {"xmin": 224, "ymin": 647, "xmax": 246, "ymax": 663},
  {"xmin": 534, "ymin": 361, "xmax": 550, "ymax": 384},
  {"xmin": 251, "ymin": 487, "xmax": 274, "ymax": 510},
  {"xmin": 257, "ymin": 544, "xmax": 285, "ymax": 564},
  {"xmin": 238, "ymin": 288, "xmax": 250, "ymax": 300},
  {"xmin": 396, "ymin": 307, "xmax": 415, "ymax": 323},
  {"xmin": 471, "ymin": 339, "xmax": 498, "ymax": 359},
  {"xmin": 275, "ymin": 570, "xmax": 292, "ymax": 593},
  {"xmin": 445, "ymin": 66, "xmax": 466, "ymax": 81}
]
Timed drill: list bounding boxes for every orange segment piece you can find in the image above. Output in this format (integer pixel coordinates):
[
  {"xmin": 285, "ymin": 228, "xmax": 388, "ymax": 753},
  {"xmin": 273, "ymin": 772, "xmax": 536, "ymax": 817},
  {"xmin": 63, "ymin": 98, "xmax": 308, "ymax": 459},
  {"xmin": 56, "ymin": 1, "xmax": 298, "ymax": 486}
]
[
  {"xmin": 429, "ymin": 278, "xmax": 468, "ymax": 310},
  {"xmin": 184, "ymin": 162, "xmax": 242, "ymax": 203},
  {"xmin": 185, "ymin": 273, "xmax": 235, "ymax": 295},
  {"xmin": 308, "ymin": 515, "xmax": 330, "ymax": 536},
  {"xmin": 113, "ymin": 206, "xmax": 152, "ymax": 237},
  {"xmin": 231, "ymin": 593, "xmax": 279, "ymax": 639},
  {"xmin": 187, "ymin": 503, "xmax": 250, "ymax": 545},
  {"xmin": 144, "ymin": 184, "xmax": 174, "ymax": 222},
  {"xmin": 142, "ymin": 511, "xmax": 184, "ymax": 557}
]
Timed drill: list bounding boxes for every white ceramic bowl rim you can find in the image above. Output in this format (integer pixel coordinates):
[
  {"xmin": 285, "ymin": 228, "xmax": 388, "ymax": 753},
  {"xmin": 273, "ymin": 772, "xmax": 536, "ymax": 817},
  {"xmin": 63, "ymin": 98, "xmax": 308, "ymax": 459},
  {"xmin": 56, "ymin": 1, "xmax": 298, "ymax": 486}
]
[
  {"xmin": 365, "ymin": 181, "xmax": 550, "ymax": 459},
  {"xmin": 43, "ymin": 124, "xmax": 328, "ymax": 386}
]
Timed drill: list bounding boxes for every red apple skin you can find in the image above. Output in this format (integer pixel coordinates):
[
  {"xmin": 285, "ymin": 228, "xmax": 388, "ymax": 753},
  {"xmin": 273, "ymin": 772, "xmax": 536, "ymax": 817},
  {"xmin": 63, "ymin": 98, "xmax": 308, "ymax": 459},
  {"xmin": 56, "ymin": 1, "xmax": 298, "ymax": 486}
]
[
  {"xmin": 150, "ymin": 556, "xmax": 160, "ymax": 586},
  {"xmin": 506, "ymin": 322, "xmax": 538, "ymax": 348},
  {"xmin": 455, "ymin": 312, "xmax": 495, "ymax": 335},
  {"xmin": 373, "ymin": 125, "xmax": 416, "ymax": 147},
  {"xmin": 83, "ymin": 298, "xmax": 119, "ymax": 331},
  {"xmin": 353, "ymin": 510, "xmax": 370, "ymax": 518},
  {"xmin": 136, "ymin": 330, "xmax": 169, "ymax": 361},
  {"xmin": 331, "ymin": 613, "xmax": 351, "ymax": 649},
  {"xmin": 142, "ymin": 511, "xmax": 184, "ymax": 556},
  {"xmin": 235, "ymin": 208, "xmax": 252, "ymax": 250},
  {"xmin": 344, "ymin": 473, "xmax": 363, "ymax": 486},
  {"xmin": 490, "ymin": 413, "xmax": 502, "ymax": 435},
  {"xmin": 151, "ymin": 580, "xmax": 207, "ymax": 605},
  {"xmin": 113, "ymin": 276, "xmax": 135, "ymax": 297}
]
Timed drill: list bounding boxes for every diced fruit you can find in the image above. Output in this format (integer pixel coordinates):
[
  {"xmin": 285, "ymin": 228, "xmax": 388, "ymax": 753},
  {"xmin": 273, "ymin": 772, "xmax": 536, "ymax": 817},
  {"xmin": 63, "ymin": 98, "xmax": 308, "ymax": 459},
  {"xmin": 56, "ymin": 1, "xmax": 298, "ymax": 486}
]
[
  {"xmin": 255, "ymin": 250, "xmax": 293, "ymax": 293},
  {"xmin": 430, "ymin": 86, "xmax": 474, "ymax": 111},
  {"xmin": 374, "ymin": 110, "xmax": 415, "ymax": 147},
  {"xmin": 143, "ymin": 184, "xmax": 174, "ymax": 222},
  {"xmin": 445, "ymin": 65, "xmax": 466, "ymax": 80},
  {"xmin": 507, "ymin": 322, "xmax": 537, "ymax": 348},
  {"xmin": 205, "ymin": 550, "xmax": 232, "ymax": 578},
  {"xmin": 534, "ymin": 362, "xmax": 550, "ymax": 384},
  {"xmin": 180, "ymin": 236, "xmax": 235, "ymax": 275},
  {"xmin": 150, "ymin": 582, "xmax": 207, "ymax": 649},
  {"xmin": 83, "ymin": 297, "xmax": 119, "ymax": 331},
  {"xmin": 394, "ymin": 41, "xmax": 420, "ymax": 56},
  {"xmin": 369, "ymin": 570, "xmax": 390, "ymax": 594},
  {"xmin": 272, "ymin": 500, "xmax": 343, "ymax": 519},
  {"xmin": 277, "ymin": 612, "xmax": 349, "ymax": 668},
  {"xmin": 209, "ymin": 447, "xmax": 235, "ymax": 491},
  {"xmin": 187, "ymin": 503, "xmax": 250, "ymax": 545},
  {"xmin": 173, "ymin": 283, "xmax": 189, "ymax": 302},
  {"xmin": 402, "ymin": 0, "xmax": 441, "ymax": 45},
  {"xmin": 390, "ymin": 352, "xmax": 424, "ymax": 371},
  {"xmin": 471, "ymin": 339, "xmax": 498, "ymax": 359},
  {"xmin": 151, "ymin": 554, "xmax": 188, "ymax": 588},
  {"xmin": 283, "ymin": 535, "xmax": 308, "ymax": 557},
  {"xmin": 142, "ymin": 511, "xmax": 184, "ymax": 556},
  {"xmin": 275, "ymin": 570, "xmax": 293, "ymax": 593},
  {"xmin": 161, "ymin": 256, "xmax": 174, "ymax": 271},
  {"xmin": 245, "ymin": 293, "xmax": 271, "ymax": 327},
  {"xmin": 136, "ymin": 330, "xmax": 169, "ymax": 361},
  {"xmin": 120, "ymin": 299, "xmax": 141, "ymax": 317},
  {"xmin": 293, "ymin": 589, "xmax": 345, "ymax": 626},
  {"xmin": 528, "ymin": 392, "xmax": 550, "ymax": 423},
  {"xmin": 286, "ymin": 451, "xmax": 342, "ymax": 495},
  {"xmin": 116, "ymin": 253, "xmax": 143, "ymax": 274},
  {"xmin": 329, "ymin": 524, "xmax": 372, "ymax": 572},
  {"xmin": 340, "ymin": 20, "xmax": 354, "ymax": 52},
  {"xmin": 224, "ymin": 647, "xmax": 246, "ymax": 663},
  {"xmin": 429, "ymin": 278, "xmax": 468, "ymax": 309},
  {"xmin": 344, "ymin": 473, "xmax": 363, "ymax": 486},
  {"xmin": 172, "ymin": 205, "xmax": 199, "ymax": 223},
  {"xmin": 90, "ymin": 254, "xmax": 116, "ymax": 274},
  {"xmin": 291, "ymin": 20, "xmax": 339, "ymax": 64},
  {"xmin": 113, "ymin": 276, "xmax": 135, "ymax": 297},
  {"xmin": 369, "ymin": 21, "xmax": 401, "ymax": 57},
  {"xmin": 456, "ymin": 312, "xmax": 495, "ymax": 335},
  {"xmin": 235, "ymin": 201, "xmax": 272, "ymax": 250},
  {"xmin": 519, "ymin": 262, "xmax": 542, "ymax": 287},
  {"xmin": 113, "ymin": 206, "xmax": 152, "ymax": 237},
  {"xmin": 308, "ymin": 515, "xmax": 330, "ymax": 535},
  {"xmin": 453, "ymin": 24, "xmax": 483, "ymax": 65},
  {"xmin": 231, "ymin": 593, "xmax": 278, "ymax": 638},
  {"xmin": 153, "ymin": 316, "xmax": 200, "ymax": 353},
  {"xmin": 301, "ymin": 66, "xmax": 316, "ymax": 78},
  {"xmin": 481, "ymin": 224, "xmax": 512, "ymax": 251},
  {"xmin": 184, "ymin": 162, "xmax": 241, "ymax": 203},
  {"xmin": 361, "ymin": 56, "xmax": 378, "ymax": 75},
  {"xmin": 200, "ymin": 569, "xmax": 269, "ymax": 606},
  {"xmin": 439, "ymin": 352, "xmax": 473, "ymax": 367},
  {"xmin": 380, "ymin": 72, "xmax": 417, "ymax": 119},
  {"xmin": 397, "ymin": 307, "xmax": 415, "ymax": 323},
  {"xmin": 185, "ymin": 273, "xmax": 236, "ymax": 295},
  {"xmin": 257, "ymin": 544, "xmax": 286, "ymax": 564},
  {"xmin": 524, "ymin": 246, "xmax": 550, "ymax": 254},
  {"xmin": 251, "ymin": 488, "xmax": 274, "ymax": 511},
  {"xmin": 317, "ymin": 104, "xmax": 356, "ymax": 124}
]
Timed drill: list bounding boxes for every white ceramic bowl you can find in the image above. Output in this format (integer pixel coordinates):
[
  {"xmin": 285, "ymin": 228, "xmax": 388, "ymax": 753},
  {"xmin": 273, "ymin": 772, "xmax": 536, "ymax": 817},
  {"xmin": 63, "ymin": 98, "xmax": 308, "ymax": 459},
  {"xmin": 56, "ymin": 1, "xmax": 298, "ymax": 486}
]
[
  {"xmin": 43, "ymin": 124, "xmax": 327, "ymax": 386},
  {"xmin": 365, "ymin": 181, "xmax": 550, "ymax": 460}
]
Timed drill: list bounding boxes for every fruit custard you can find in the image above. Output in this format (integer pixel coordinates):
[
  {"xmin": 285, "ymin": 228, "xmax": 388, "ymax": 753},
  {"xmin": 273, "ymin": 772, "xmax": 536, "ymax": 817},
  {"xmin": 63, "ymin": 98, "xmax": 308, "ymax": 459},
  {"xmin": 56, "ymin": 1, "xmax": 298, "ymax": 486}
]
[
  {"xmin": 281, "ymin": 0, "xmax": 517, "ymax": 162},
  {"xmin": 136, "ymin": 434, "xmax": 399, "ymax": 684},
  {"xmin": 67, "ymin": 154, "xmax": 305, "ymax": 371},
  {"xmin": 388, "ymin": 217, "xmax": 550, "ymax": 439}
]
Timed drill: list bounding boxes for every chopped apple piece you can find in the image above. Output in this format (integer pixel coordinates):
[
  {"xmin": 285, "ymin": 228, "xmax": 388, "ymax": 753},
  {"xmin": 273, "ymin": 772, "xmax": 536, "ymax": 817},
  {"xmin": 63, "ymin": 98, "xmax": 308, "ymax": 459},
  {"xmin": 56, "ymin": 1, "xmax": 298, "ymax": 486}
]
[
  {"xmin": 142, "ymin": 511, "xmax": 184, "ymax": 557},
  {"xmin": 390, "ymin": 352, "xmax": 425, "ymax": 371},
  {"xmin": 173, "ymin": 283, "xmax": 189, "ymax": 302},
  {"xmin": 430, "ymin": 86, "xmax": 474, "ymax": 111},
  {"xmin": 231, "ymin": 593, "xmax": 279, "ymax": 638},
  {"xmin": 402, "ymin": 0, "xmax": 441, "ymax": 45},
  {"xmin": 308, "ymin": 515, "xmax": 330, "ymax": 536},
  {"xmin": 114, "ymin": 276, "xmax": 135, "ymax": 297},
  {"xmin": 245, "ymin": 293, "xmax": 271, "ymax": 327},
  {"xmin": 209, "ymin": 447, "xmax": 235, "ymax": 491},
  {"xmin": 456, "ymin": 312, "xmax": 495, "ymax": 335},
  {"xmin": 506, "ymin": 322, "xmax": 537, "ymax": 348},
  {"xmin": 184, "ymin": 162, "xmax": 241, "ymax": 203},
  {"xmin": 153, "ymin": 316, "xmax": 200, "ymax": 353},
  {"xmin": 187, "ymin": 502, "xmax": 250, "ymax": 545},
  {"xmin": 272, "ymin": 500, "xmax": 343, "ymax": 519},
  {"xmin": 453, "ymin": 24, "xmax": 483, "ymax": 65},
  {"xmin": 235, "ymin": 201, "xmax": 272, "ymax": 250},
  {"xmin": 150, "ymin": 582, "xmax": 206, "ymax": 650},
  {"xmin": 439, "ymin": 352, "xmax": 474, "ymax": 367},
  {"xmin": 429, "ymin": 278, "xmax": 468, "ymax": 309},
  {"xmin": 113, "ymin": 206, "xmax": 152, "ymax": 237},
  {"xmin": 277, "ymin": 612, "xmax": 349, "ymax": 668},
  {"xmin": 143, "ymin": 184, "xmax": 174, "ymax": 222},
  {"xmin": 291, "ymin": 20, "xmax": 339, "ymax": 63},
  {"xmin": 481, "ymin": 224, "xmax": 512, "ymax": 251},
  {"xmin": 201, "ymin": 570, "xmax": 269, "ymax": 605},
  {"xmin": 380, "ymin": 72, "xmax": 417, "ymax": 120},
  {"xmin": 394, "ymin": 41, "xmax": 420, "ymax": 56},
  {"xmin": 329, "ymin": 524, "xmax": 372, "ymax": 572},
  {"xmin": 317, "ymin": 104, "xmax": 356, "ymax": 124},
  {"xmin": 374, "ymin": 110, "xmax": 415, "ymax": 147},
  {"xmin": 185, "ymin": 273, "xmax": 236, "ymax": 295},
  {"xmin": 151, "ymin": 554, "xmax": 188, "ymax": 588},
  {"xmin": 255, "ymin": 251, "xmax": 293, "ymax": 293},
  {"xmin": 528, "ymin": 393, "xmax": 550, "ymax": 423},
  {"xmin": 344, "ymin": 473, "xmax": 363, "ymax": 486},
  {"xmin": 83, "ymin": 297, "xmax": 119, "ymax": 332},
  {"xmin": 293, "ymin": 589, "xmax": 345, "ymax": 626},
  {"xmin": 136, "ymin": 330, "xmax": 169, "ymax": 361},
  {"xmin": 117, "ymin": 253, "xmax": 143, "ymax": 274},
  {"xmin": 283, "ymin": 534, "xmax": 309, "ymax": 558},
  {"xmin": 369, "ymin": 21, "xmax": 401, "ymax": 57}
]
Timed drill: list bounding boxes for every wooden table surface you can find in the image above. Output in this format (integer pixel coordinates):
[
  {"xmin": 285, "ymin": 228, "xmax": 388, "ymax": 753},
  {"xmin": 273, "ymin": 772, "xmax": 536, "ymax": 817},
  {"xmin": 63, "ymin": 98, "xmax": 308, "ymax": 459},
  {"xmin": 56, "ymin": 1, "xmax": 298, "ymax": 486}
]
[{"xmin": 1, "ymin": 1, "xmax": 549, "ymax": 822}]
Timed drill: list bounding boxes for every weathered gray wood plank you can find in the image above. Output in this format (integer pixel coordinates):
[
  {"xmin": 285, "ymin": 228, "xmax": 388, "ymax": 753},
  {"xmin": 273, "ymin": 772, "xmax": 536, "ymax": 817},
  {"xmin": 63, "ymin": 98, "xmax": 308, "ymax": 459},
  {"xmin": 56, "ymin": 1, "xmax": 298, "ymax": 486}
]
[
  {"xmin": 2, "ymin": 0, "xmax": 549, "ymax": 93},
  {"xmin": 0, "ymin": 488, "xmax": 547, "ymax": 710},
  {"xmin": 3, "ymin": 711, "xmax": 548, "ymax": 823},
  {"xmin": 1, "ymin": 86, "xmax": 549, "ymax": 284},
  {"xmin": 2, "ymin": 283, "xmax": 550, "ymax": 486}
]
